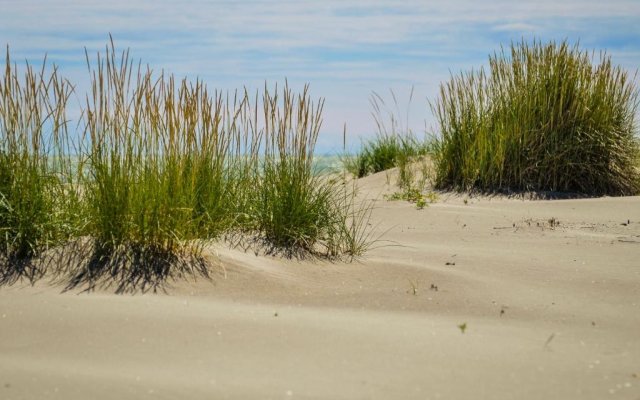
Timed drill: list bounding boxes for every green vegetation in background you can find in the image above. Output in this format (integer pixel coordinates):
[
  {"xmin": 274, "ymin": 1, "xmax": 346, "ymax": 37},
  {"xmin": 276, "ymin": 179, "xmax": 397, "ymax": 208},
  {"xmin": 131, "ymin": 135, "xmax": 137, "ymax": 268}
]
[
  {"xmin": 431, "ymin": 39, "xmax": 640, "ymax": 195},
  {"xmin": 343, "ymin": 89, "xmax": 430, "ymax": 178},
  {"xmin": 343, "ymin": 89, "xmax": 436, "ymax": 209}
]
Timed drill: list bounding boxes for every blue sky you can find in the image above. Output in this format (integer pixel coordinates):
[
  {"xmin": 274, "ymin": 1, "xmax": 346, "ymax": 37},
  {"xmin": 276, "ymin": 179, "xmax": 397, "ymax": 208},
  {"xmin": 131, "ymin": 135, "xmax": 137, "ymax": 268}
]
[{"xmin": 2, "ymin": 0, "xmax": 639, "ymax": 153}]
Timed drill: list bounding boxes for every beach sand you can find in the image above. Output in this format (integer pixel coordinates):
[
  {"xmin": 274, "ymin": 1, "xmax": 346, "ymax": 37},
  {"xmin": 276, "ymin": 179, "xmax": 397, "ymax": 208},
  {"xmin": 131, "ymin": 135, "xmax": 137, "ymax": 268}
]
[{"xmin": 1, "ymin": 169, "xmax": 639, "ymax": 399}]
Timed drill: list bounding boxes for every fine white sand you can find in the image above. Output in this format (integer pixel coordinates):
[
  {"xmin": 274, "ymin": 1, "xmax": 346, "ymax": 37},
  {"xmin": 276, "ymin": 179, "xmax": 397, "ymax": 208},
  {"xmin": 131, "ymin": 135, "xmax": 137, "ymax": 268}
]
[{"xmin": 1, "ymin": 169, "xmax": 639, "ymax": 399}]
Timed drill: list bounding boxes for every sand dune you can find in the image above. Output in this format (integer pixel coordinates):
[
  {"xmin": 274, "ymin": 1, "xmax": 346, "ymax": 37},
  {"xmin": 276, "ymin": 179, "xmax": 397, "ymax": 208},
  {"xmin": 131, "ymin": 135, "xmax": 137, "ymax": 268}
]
[{"xmin": 1, "ymin": 169, "xmax": 639, "ymax": 399}]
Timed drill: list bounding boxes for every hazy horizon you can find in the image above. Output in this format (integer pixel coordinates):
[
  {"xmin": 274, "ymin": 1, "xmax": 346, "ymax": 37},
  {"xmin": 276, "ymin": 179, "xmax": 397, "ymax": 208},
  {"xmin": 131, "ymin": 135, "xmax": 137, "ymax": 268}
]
[{"xmin": 2, "ymin": 0, "xmax": 639, "ymax": 153}]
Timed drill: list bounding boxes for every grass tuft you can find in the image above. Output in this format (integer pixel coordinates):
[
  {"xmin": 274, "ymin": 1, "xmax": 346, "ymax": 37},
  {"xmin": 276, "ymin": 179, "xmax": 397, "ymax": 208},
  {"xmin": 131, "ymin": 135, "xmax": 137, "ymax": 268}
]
[
  {"xmin": 431, "ymin": 39, "xmax": 640, "ymax": 195},
  {"xmin": 246, "ymin": 83, "xmax": 376, "ymax": 258},
  {"xmin": 77, "ymin": 41, "xmax": 218, "ymax": 286}
]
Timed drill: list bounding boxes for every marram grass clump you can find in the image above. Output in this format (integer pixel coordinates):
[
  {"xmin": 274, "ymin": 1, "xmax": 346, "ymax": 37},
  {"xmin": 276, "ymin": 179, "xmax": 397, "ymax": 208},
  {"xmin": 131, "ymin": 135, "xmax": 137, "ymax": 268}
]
[
  {"xmin": 69, "ymin": 44, "xmax": 227, "ymax": 291},
  {"xmin": 432, "ymin": 39, "xmax": 640, "ymax": 195},
  {"xmin": 252, "ymin": 85, "xmax": 374, "ymax": 257},
  {"xmin": 0, "ymin": 41, "xmax": 375, "ymax": 291}
]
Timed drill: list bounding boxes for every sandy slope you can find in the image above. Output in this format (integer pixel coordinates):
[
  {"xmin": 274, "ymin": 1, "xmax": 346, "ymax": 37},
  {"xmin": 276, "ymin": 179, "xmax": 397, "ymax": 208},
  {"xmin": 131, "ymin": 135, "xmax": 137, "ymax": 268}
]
[{"xmin": 1, "ymin": 170, "xmax": 639, "ymax": 400}]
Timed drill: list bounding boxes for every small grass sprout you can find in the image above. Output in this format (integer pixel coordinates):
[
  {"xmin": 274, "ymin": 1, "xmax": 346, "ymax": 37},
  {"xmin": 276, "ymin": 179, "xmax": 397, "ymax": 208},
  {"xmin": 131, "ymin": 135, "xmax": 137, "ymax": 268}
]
[{"xmin": 385, "ymin": 188, "xmax": 437, "ymax": 210}]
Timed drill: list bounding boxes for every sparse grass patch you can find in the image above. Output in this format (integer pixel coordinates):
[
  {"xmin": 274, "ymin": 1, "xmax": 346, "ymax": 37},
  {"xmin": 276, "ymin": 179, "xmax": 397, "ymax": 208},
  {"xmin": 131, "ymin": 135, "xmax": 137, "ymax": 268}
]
[
  {"xmin": 384, "ymin": 188, "xmax": 438, "ymax": 210},
  {"xmin": 431, "ymin": 39, "xmax": 640, "ymax": 195}
]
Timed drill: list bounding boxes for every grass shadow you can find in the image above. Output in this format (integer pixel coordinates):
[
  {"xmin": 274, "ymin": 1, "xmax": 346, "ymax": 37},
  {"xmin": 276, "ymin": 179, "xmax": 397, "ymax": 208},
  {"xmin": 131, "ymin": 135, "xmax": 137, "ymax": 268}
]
[
  {"xmin": 223, "ymin": 231, "xmax": 339, "ymax": 261},
  {"xmin": 54, "ymin": 239, "xmax": 212, "ymax": 294},
  {"xmin": 0, "ymin": 255, "xmax": 46, "ymax": 286},
  {"xmin": 0, "ymin": 239, "xmax": 213, "ymax": 294},
  {"xmin": 444, "ymin": 187, "xmax": 595, "ymax": 201}
]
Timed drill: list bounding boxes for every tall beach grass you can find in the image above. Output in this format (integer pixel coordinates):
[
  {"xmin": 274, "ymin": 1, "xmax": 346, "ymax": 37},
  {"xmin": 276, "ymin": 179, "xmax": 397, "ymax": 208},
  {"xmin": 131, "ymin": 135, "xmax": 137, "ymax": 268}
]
[
  {"xmin": 251, "ymin": 84, "xmax": 373, "ymax": 257},
  {"xmin": 431, "ymin": 39, "xmax": 640, "ymax": 195},
  {"xmin": 1, "ymin": 41, "xmax": 375, "ymax": 291},
  {"xmin": 71, "ymin": 43, "xmax": 230, "ymax": 290}
]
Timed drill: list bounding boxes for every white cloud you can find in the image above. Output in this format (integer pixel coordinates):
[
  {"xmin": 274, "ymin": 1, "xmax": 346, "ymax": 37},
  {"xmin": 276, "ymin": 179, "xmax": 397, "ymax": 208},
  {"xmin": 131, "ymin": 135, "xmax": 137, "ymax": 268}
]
[{"xmin": 492, "ymin": 23, "xmax": 540, "ymax": 32}]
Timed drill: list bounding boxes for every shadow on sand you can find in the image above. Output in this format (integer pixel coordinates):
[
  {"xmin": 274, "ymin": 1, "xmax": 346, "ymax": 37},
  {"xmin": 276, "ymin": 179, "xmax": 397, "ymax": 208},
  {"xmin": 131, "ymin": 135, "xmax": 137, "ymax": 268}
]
[{"xmin": 0, "ymin": 239, "xmax": 212, "ymax": 294}]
